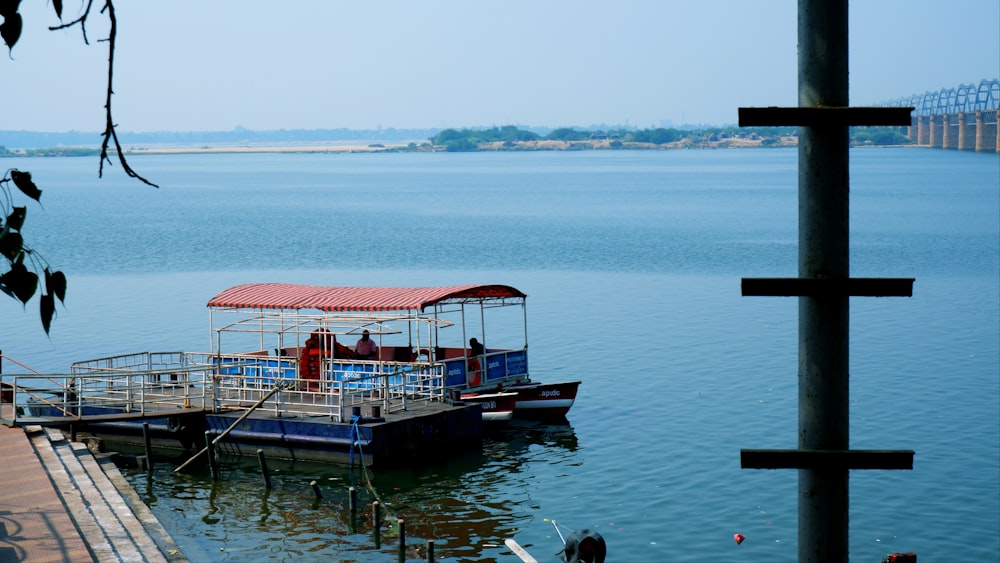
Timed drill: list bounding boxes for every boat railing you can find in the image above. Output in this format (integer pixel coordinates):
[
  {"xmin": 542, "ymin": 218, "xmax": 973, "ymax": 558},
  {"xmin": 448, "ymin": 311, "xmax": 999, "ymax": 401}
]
[
  {"xmin": 209, "ymin": 352, "xmax": 447, "ymax": 421},
  {"xmin": 71, "ymin": 351, "xmax": 201, "ymax": 376},
  {"xmin": 4, "ymin": 350, "xmax": 450, "ymax": 424},
  {"xmin": 439, "ymin": 349, "xmax": 529, "ymax": 389}
]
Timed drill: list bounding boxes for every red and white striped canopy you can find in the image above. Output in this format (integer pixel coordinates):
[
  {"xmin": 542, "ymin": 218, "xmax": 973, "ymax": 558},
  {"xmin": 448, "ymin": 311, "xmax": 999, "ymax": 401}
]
[{"xmin": 207, "ymin": 283, "xmax": 526, "ymax": 312}]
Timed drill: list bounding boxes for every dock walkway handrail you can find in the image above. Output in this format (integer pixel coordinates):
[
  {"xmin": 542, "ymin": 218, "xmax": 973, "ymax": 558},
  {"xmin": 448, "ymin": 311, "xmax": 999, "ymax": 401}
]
[
  {"xmin": 174, "ymin": 382, "xmax": 286, "ymax": 473},
  {"xmin": 1, "ymin": 355, "xmax": 216, "ymax": 425}
]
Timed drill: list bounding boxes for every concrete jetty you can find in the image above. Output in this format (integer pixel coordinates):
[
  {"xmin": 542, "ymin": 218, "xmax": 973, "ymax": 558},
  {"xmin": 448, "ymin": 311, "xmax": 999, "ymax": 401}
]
[{"xmin": 0, "ymin": 422, "xmax": 184, "ymax": 562}]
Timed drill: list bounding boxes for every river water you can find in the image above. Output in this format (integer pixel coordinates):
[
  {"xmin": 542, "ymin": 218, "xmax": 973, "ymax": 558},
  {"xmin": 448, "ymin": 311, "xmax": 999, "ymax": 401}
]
[{"xmin": 3, "ymin": 148, "xmax": 998, "ymax": 562}]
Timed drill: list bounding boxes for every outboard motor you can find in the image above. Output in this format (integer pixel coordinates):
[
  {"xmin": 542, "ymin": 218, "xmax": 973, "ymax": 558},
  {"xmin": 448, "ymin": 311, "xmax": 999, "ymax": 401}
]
[{"xmin": 560, "ymin": 529, "xmax": 606, "ymax": 563}]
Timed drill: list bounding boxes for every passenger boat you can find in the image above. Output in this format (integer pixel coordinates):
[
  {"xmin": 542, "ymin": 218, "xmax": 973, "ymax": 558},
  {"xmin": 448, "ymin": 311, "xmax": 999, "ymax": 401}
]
[
  {"xmin": 201, "ymin": 283, "xmax": 580, "ymax": 421},
  {"xmin": 8, "ymin": 283, "xmax": 578, "ymax": 466}
]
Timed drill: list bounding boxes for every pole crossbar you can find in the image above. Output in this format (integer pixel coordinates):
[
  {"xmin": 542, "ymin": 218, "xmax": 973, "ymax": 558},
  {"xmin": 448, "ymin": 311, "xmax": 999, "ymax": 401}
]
[
  {"xmin": 736, "ymin": 2, "xmax": 918, "ymax": 559},
  {"xmin": 741, "ymin": 449, "xmax": 915, "ymax": 470},
  {"xmin": 738, "ymin": 106, "xmax": 914, "ymax": 127},
  {"xmin": 741, "ymin": 277, "xmax": 914, "ymax": 297}
]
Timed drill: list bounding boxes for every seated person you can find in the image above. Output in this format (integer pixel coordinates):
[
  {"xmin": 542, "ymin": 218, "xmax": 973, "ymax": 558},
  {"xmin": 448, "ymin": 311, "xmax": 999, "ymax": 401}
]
[
  {"xmin": 469, "ymin": 337, "xmax": 485, "ymax": 357},
  {"xmin": 354, "ymin": 330, "xmax": 378, "ymax": 360}
]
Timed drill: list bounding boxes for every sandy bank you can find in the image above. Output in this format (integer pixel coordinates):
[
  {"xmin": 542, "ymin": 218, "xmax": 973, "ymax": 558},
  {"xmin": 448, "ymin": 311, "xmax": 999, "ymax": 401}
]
[{"xmin": 124, "ymin": 144, "xmax": 408, "ymax": 155}]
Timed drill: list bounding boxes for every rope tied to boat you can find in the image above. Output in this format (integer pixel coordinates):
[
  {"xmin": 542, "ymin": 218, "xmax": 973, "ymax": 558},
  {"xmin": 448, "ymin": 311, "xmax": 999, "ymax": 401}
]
[
  {"xmin": 347, "ymin": 413, "xmax": 400, "ymax": 531},
  {"xmin": 349, "ymin": 414, "xmax": 361, "ymax": 470}
]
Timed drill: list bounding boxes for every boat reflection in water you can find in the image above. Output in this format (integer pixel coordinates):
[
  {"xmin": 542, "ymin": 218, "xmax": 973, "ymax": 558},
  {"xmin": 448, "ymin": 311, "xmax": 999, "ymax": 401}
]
[{"xmin": 124, "ymin": 419, "xmax": 579, "ymax": 561}]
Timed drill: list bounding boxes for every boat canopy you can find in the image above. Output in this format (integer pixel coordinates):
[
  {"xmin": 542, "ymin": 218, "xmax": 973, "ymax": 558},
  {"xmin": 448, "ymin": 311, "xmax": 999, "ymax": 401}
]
[{"xmin": 207, "ymin": 283, "xmax": 527, "ymax": 313}]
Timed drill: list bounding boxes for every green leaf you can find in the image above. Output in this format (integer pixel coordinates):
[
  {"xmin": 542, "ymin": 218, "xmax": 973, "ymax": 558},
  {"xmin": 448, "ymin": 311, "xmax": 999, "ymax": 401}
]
[
  {"xmin": 44, "ymin": 268, "xmax": 67, "ymax": 302},
  {"xmin": 0, "ymin": 262, "xmax": 38, "ymax": 304},
  {"xmin": 0, "ymin": 230, "xmax": 23, "ymax": 261},
  {"xmin": 40, "ymin": 292, "xmax": 55, "ymax": 334},
  {"xmin": 6, "ymin": 206, "xmax": 26, "ymax": 232},
  {"xmin": 9, "ymin": 169, "xmax": 41, "ymax": 201},
  {"xmin": 0, "ymin": 11, "xmax": 21, "ymax": 50}
]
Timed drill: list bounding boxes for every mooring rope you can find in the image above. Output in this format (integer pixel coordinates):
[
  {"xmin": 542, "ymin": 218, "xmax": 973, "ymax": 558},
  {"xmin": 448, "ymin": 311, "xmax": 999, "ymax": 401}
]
[{"xmin": 349, "ymin": 415, "xmax": 397, "ymax": 526}]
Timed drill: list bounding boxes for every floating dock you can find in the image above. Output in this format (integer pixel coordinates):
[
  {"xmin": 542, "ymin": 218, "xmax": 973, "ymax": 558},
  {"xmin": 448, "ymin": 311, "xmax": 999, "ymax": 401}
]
[{"xmin": 4, "ymin": 361, "xmax": 485, "ymax": 468}]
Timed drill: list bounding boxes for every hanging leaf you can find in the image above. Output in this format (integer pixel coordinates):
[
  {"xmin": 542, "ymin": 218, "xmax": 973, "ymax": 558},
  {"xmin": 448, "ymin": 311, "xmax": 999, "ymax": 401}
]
[
  {"xmin": 53, "ymin": 0, "xmax": 62, "ymax": 20},
  {"xmin": 0, "ymin": 262, "xmax": 38, "ymax": 304},
  {"xmin": 0, "ymin": 11, "xmax": 21, "ymax": 50},
  {"xmin": 5, "ymin": 206, "xmax": 26, "ymax": 232},
  {"xmin": 0, "ymin": 230, "xmax": 23, "ymax": 261},
  {"xmin": 44, "ymin": 268, "xmax": 67, "ymax": 302},
  {"xmin": 0, "ymin": 1, "xmax": 23, "ymax": 18},
  {"xmin": 10, "ymin": 170, "xmax": 41, "ymax": 201},
  {"xmin": 40, "ymin": 291, "xmax": 55, "ymax": 333}
]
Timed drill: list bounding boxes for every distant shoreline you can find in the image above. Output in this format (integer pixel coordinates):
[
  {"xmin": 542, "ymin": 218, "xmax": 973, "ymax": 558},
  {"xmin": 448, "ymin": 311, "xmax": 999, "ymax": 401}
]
[
  {"xmin": 3, "ymin": 123, "xmax": 915, "ymax": 156},
  {"xmin": 2, "ymin": 135, "xmax": 929, "ymax": 158},
  {"xmin": 124, "ymin": 144, "xmax": 398, "ymax": 155},
  {"xmin": 120, "ymin": 136, "xmax": 801, "ymax": 155}
]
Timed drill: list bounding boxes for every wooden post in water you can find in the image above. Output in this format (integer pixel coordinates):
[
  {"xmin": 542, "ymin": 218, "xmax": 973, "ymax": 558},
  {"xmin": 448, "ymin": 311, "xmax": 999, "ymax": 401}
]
[
  {"xmin": 426, "ymin": 539, "xmax": 435, "ymax": 563},
  {"xmin": 256, "ymin": 449, "xmax": 271, "ymax": 490},
  {"xmin": 142, "ymin": 422, "xmax": 153, "ymax": 472},
  {"xmin": 397, "ymin": 519, "xmax": 406, "ymax": 563},
  {"xmin": 349, "ymin": 486, "xmax": 358, "ymax": 532},
  {"xmin": 373, "ymin": 501, "xmax": 382, "ymax": 548},
  {"xmin": 310, "ymin": 480, "xmax": 323, "ymax": 499},
  {"xmin": 175, "ymin": 383, "xmax": 285, "ymax": 473},
  {"xmin": 205, "ymin": 431, "xmax": 219, "ymax": 481}
]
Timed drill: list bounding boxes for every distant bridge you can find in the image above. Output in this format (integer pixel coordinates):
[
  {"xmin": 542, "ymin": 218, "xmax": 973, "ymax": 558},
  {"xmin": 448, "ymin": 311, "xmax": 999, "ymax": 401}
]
[{"xmin": 880, "ymin": 78, "xmax": 1000, "ymax": 152}]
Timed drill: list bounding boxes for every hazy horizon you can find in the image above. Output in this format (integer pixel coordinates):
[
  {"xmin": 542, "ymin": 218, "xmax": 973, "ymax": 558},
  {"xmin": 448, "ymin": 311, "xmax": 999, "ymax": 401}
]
[{"xmin": 2, "ymin": 1, "xmax": 998, "ymax": 134}]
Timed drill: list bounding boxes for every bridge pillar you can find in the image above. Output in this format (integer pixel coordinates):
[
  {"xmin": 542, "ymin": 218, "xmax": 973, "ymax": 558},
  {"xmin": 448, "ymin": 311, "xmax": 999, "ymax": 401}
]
[
  {"xmin": 907, "ymin": 115, "xmax": 918, "ymax": 143},
  {"xmin": 957, "ymin": 113, "xmax": 976, "ymax": 151},
  {"xmin": 916, "ymin": 115, "xmax": 930, "ymax": 145},
  {"xmin": 928, "ymin": 115, "xmax": 943, "ymax": 148},
  {"xmin": 976, "ymin": 110, "xmax": 998, "ymax": 153},
  {"xmin": 995, "ymin": 111, "xmax": 1000, "ymax": 154},
  {"xmin": 942, "ymin": 113, "xmax": 958, "ymax": 149}
]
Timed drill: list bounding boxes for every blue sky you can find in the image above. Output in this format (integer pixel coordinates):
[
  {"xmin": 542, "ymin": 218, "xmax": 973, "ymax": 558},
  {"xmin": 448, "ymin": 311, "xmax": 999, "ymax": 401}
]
[{"xmin": 3, "ymin": 0, "xmax": 998, "ymax": 132}]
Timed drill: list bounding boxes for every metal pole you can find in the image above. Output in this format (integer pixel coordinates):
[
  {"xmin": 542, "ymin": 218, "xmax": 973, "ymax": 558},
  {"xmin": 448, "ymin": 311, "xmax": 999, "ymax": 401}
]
[{"xmin": 798, "ymin": 0, "xmax": 850, "ymax": 561}]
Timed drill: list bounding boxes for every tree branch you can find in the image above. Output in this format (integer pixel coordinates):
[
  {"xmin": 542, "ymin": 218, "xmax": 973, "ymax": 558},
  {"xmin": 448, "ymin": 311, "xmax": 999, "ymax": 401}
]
[
  {"xmin": 98, "ymin": 1, "xmax": 157, "ymax": 187},
  {"xmin": 48, "ymin": 0, "xmax": 94, "ymax": 44},
  {"xmin": 49, "ymin": 0, "xmax": 158, "ymax": 187}
]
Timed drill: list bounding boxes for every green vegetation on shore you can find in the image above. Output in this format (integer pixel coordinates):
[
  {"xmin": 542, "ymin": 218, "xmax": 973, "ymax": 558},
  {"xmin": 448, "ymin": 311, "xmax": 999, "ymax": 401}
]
[
  {"xmin": 0, "ymin": 146, "xmax": 101, "ymax": 158},
  {"xmin": 429, "ymin": 125, "xmax": 913, "ymax": 151}
]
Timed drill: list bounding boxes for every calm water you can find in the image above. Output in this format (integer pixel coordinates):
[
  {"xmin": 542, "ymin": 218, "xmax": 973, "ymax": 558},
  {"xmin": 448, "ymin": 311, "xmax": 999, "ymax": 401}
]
[{"xmin": 3, "ymin": 148, "xmax": 998, "ymax": 562}]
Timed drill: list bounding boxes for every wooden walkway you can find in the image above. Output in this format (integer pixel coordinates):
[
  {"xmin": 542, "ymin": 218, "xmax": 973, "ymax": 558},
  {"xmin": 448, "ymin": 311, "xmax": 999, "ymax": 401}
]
[{"xmin": 0, "ymin": 422, "xmax": 185, "ymax": 562}]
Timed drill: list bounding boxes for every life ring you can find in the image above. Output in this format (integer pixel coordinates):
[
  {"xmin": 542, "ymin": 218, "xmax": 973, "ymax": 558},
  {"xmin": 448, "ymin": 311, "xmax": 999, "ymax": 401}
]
[{"xmin": 467, "ymin": 358, "xmax": 482, "ymax": 386}]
